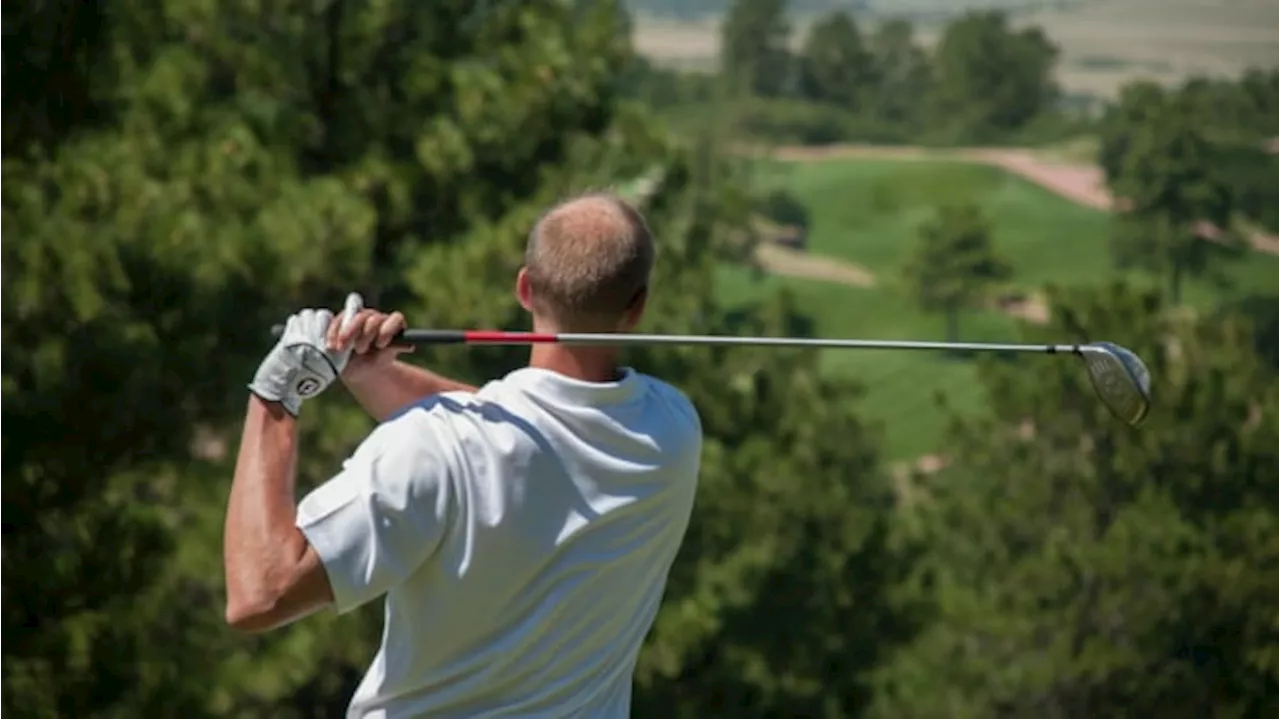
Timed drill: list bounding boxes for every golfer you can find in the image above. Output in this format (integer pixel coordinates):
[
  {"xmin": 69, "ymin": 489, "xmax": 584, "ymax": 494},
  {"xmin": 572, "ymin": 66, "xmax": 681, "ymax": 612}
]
[{"xmin": 223, "ymin": 193, "xmax": 703, "ymax": 718}]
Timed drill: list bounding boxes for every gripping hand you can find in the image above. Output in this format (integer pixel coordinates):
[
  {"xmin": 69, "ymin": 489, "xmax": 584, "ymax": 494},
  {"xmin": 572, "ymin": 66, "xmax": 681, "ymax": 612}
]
[{"xmin": 249, "ymin": 294, "xmax": 363, "ymax": 415}]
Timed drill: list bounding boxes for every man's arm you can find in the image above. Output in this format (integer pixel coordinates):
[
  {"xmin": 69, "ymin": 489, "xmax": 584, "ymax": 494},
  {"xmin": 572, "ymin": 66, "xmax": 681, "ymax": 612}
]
[
  {"xmin": 343, "ymin": 360, "xmax": 476, "ymax": 423},
  {"xmin": 223, "ymin": 396, "xmax": 335, "ymax": 633},
  {"xmin": 225, "ymin": 297, "xmax": 460, "ymax": 632},
  {"xmin": 330, "ymin": 308, "xmax": 477, "ymax": 422}
]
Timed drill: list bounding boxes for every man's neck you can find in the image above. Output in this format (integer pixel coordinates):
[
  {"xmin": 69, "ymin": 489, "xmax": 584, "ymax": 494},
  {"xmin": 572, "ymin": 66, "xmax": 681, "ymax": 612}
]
[{"xmin": 528, "ymin": 344, "xmax": 623, "ymax": 384}]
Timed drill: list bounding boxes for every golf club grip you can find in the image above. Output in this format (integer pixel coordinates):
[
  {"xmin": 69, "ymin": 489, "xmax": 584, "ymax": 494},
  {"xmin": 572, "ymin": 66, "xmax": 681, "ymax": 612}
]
[
  {"xmin": 268, "ymin": 326, "xmax": 468, "ymax": 344},
  {"xmin": 393, "ymin": 329, "xmax": 470, "ymax": 344}
]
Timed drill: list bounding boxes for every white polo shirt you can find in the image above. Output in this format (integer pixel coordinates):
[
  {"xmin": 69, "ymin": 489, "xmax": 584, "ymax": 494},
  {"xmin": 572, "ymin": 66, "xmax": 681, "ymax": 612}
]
[{"xmin": 296, "ymin": 366, "xmax": 702, "ymax": 718}]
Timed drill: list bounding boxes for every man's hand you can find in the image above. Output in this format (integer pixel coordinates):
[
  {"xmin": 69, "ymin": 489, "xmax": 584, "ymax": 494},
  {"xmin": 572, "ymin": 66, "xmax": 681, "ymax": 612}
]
[
  {"xmin": 324, "ymin": 303, "xmax": 478, "ymax": 421},
  {"xmin": 327, "ymin": 306, "xmax": 414, "ymax": 384},
  {"xmin": 249, "ymin": 294, "xmax": 362, "ymax": 415}
]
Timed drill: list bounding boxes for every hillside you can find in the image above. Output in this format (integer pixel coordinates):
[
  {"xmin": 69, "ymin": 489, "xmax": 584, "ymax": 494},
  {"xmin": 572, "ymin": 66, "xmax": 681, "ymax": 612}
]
[
  {"xmin": 631, "ymin": 0, "xmax": 1279, "ymax": 98},
  {"xmin": 628, "ymin": 0, "xmax": 1060, "ymax": 21},
  {"xmin": 628, "ymin": 0, "xmax": 853, "ymax": 20}
]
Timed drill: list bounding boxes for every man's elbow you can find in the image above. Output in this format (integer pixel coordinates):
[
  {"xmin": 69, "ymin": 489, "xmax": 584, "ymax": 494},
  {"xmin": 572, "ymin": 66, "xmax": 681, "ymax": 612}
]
[
  {"xmin": 223, "ymin": 569, "xmax": 331, "ymax": 633},
  {"xmin": 224, "ymin": 593, "xmax": 283, "ymax": 633}
]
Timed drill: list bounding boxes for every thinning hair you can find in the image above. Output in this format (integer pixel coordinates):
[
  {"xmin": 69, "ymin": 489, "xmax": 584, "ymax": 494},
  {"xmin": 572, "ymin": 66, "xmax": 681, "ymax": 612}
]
[{"xmin": 524, "ymin": 192, "xmax": 655, "ymax": 330}]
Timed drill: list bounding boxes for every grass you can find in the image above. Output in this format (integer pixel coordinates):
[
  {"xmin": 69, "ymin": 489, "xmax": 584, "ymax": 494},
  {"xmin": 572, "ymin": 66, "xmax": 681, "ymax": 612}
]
[
  {"xmin": 716, "ymin": 157, "xmax": 1278, "ymax": 461},
  {"xmin": 714, "ymin": 263, "xmax": 1019, "ymax": 461},
  {"xmin": 749, "ymin": 159, "xmax": 1116, "ymax": 287},
  {"xmin": 1036, "ymin": 135, "xmax": 1103, "ymax": 164}
]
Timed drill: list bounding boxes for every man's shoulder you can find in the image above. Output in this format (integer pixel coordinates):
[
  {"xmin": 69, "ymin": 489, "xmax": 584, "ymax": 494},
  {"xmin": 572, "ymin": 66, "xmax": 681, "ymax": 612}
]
[
  {"xmin": 634, "ymin": 372, "xmax": 700, "ymax": 425},
  {"xmin": 623, "ymin": 372, "xmax": 702, "ymax": 467},
  {"xmin": 369, "ymin": 394, "xmax": 504, "ymax": 477},
  {"xmin": 376, "ymin": 393, "xmax": 484, "ymax": 449},
  {"xmin": 364, "ymin": 399, "xmax": 455, "ymax": 453},
  {"xmin": 386, "ymin": 390, "xmax": 484, "ymax": 422}
]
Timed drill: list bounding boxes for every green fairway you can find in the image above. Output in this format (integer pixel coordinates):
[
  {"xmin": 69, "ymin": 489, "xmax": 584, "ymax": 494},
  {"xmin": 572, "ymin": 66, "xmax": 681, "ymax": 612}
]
[
  {"xmin": 749, "ymin": 158, "xmax": 1276, "ymax": 305},
  {"xmin": 718, "ymin": 158, "xmax": 1278, "ymax": 462},
  {"xmin": 715, "ymin": 264, "xmax": 1019, "ymax": 461},
  {"xmin": 750, "ymin": 159, "xmax": 1116, "ymax": 287}
]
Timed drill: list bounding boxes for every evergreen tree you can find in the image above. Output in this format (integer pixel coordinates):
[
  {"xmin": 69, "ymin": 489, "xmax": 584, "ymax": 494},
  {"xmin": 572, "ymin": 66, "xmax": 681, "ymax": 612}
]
[
  {"xmin": 903, "ymin": 204, "xmax": 1012, "ymax": 343},
  {"xmin": 929, "ymin": 10, "xmax": 1059, "ymax": 141},
  {"xmin": 796, "ymin": 11, "xmax": 876, "ymax": 111},
  {"xmin": 865, "ymin": 18, "xmax": 932, "ymax": 130},
  {"xmin": 871, "ymin": 284, "xmax": 1278, "ymax": 718},
  {"xmin": 3, "ymin": 0, "xmax": 911, "ymax": 715},
  {"xmin": 720, "ymin": 0, "xmax": 792, "ymax": 97},
  {"xmin": 1101, "ymin": 84, "xmax": 1241, "ymax": 304}
]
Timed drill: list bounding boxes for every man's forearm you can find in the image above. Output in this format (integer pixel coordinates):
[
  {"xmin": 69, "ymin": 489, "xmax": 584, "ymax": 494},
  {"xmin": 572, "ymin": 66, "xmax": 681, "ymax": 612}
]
[
  {"xmin": 343, "ymin": 360, "xmax": 477, "ymax": 422},
  {"xmin": 224, "ymin": 396, "xmax": 309, "ymax": 622}
]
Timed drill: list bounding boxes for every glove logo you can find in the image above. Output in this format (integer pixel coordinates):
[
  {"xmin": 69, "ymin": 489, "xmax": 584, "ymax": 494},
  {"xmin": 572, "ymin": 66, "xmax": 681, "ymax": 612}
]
[{"xmin": 295, "ymin": 377, "xmax": 321, "ymax": 397}]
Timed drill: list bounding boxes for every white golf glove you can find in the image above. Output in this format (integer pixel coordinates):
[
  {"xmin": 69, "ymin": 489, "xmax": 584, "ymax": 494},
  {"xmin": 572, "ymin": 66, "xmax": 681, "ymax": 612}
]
[{"xmin": 248, "ymin": 293, "xmax": 364, "ymax": 416}]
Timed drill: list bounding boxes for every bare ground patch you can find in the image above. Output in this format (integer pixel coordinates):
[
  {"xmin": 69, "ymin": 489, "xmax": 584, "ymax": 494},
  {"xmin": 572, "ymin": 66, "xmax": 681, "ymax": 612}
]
[
  {"xmin": 991, "ymin": 290, "xmax": 1052, "ymax": 325},
  {"xmin": 969, "ymin": 148, "xmax": 1112, "ymax": 210},
  {"xmin": 753, "ymin": 237, "xmax": 1056, "ymax": 325},
  {"xmin": 753, "ymin": 242, "xmax": 878, "ymax": 287}
]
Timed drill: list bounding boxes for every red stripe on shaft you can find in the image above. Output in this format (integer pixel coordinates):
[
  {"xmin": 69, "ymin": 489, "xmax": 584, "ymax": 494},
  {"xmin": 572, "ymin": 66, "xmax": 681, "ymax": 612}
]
[{"xmin": 462, "ymin": 331, "xmax": 559, "ymax": 344}]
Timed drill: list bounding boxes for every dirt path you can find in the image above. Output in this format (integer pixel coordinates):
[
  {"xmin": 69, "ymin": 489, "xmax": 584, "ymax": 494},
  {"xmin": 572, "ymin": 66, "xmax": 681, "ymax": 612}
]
[
  {"xmin": 752, "ymin": 240, "xmax": 1055, "ymax": 326},
  {"xmin": 991, "ymin": 291, "xmax": 1051, "ymax": 324},
  {"xmin": 760, "ymin": 143, "xmax": 1280, "ymax": 256},
  {"xmin": 753, "ymin": 242, "xmax": 878, "ymax": 287},
  {"xmin": 755, "ymin": 241, "xmax": 1049, "ymax": 320}
]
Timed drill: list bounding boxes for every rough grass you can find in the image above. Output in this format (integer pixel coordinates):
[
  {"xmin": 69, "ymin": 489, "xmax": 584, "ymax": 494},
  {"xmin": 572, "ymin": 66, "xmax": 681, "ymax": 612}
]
[{"xmin": 716, "ymin": 158, "xmax": 1278, "ymax": 460}]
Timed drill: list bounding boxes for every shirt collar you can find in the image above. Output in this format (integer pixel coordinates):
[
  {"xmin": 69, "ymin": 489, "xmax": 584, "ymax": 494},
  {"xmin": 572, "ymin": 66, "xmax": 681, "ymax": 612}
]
[{"xmin": 504, "ymin": 366, "xmax": 643, "ymax": 406}]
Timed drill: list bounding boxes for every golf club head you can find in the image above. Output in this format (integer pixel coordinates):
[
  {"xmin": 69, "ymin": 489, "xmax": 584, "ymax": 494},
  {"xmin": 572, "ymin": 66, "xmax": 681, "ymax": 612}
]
[{"xmin": 1078, "ymin": 342, "xmax": 1152, "ymax": 427}]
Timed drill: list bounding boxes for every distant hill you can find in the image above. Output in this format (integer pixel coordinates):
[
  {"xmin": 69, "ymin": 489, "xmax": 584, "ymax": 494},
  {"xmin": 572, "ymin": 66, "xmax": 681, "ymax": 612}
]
[
  {"xmin": 625, "ymin": 0, "xmax": 857, "ymax": 20},
  {"xmin": 628, "ymin": 0, "xmax": 1278, "ymax": 100},
  {"xmin": 624, "ymin": 0, "xmax": 1069, "ymax": 22}
]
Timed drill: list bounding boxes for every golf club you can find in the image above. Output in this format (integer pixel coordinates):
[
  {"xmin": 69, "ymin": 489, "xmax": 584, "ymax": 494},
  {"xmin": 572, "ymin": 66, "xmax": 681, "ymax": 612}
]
[{"xmin": 270, "ymin": 326, "xmax": 1153, "ymax": 427}]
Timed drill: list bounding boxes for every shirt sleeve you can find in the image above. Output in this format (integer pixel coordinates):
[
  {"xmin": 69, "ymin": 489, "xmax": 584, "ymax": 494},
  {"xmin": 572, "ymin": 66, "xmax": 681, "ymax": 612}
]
[{"xmin": 296, "ymin": 411, "xmax": 457, "ymax": 615}]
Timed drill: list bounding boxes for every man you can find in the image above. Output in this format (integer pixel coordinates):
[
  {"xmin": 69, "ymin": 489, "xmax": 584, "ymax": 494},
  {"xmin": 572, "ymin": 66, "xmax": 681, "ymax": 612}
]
[{"xmin": 223, "ymin": 193, "xmax": 703, "ymax": 718}]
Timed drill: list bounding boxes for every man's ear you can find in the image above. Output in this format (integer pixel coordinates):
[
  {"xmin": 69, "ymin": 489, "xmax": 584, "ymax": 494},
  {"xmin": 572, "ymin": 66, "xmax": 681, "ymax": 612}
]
[
  {"xmin": 516, "ymin": 267, "xmax": 535, "ymax": 312},
  {"xmin": 619, "ymin": 286, "xmax": 648, "ymax": 330}
]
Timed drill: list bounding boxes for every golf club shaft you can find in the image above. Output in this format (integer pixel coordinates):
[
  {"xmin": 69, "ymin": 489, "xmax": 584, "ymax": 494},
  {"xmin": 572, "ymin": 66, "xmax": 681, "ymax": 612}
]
[{"xmin": 270, "ymin": 326, "xmax": 1082, "ymax": 354}]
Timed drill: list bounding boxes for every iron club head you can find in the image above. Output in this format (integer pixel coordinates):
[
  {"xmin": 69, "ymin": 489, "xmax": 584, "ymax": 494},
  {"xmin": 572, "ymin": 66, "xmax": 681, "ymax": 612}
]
[{"xmin": 1078, "ymin": 342, "xmax": 1152, "ymax": 427}]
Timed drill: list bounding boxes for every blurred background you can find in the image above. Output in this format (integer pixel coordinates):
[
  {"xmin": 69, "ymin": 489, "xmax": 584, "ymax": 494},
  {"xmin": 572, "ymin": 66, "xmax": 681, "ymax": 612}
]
[{"xmin": 3, "ymin": 0, "xmax": 1276, "ymax": 716}]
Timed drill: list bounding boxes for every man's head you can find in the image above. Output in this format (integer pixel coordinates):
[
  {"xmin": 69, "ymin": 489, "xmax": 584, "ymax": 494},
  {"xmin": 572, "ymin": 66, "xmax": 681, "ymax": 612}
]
[{"xmin": 517, "ymin": 193, "xmax": 655, "ymax": 333}]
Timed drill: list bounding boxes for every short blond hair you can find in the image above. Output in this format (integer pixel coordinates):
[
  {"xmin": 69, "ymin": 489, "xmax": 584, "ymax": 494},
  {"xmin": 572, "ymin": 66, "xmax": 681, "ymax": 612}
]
[{"xmin": 524, "ymin": 193, "xmax": 655, "ymax": 330}]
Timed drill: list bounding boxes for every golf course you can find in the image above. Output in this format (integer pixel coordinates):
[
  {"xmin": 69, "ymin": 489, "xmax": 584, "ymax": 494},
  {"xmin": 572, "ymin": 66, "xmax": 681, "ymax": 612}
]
[
  {"xmin": 717, "ymin": 152, "xmax": 1278, "ymax": 462},
  {"xmin": 11, "ymin": 0, "xmax": 1275, "ymax": 714}
]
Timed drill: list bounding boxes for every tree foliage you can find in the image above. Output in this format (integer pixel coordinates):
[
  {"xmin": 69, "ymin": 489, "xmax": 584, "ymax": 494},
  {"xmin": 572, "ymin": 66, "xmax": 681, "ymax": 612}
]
[
  {"xmin": 4, "ymin": 0, "xmax": 1275, "ymax": 717},
  {"xmin": 1170, "ymin": 70, "xmax": 1280, "ymax": 234},
  {"xmin": 630, "ymin": 7, "xmax": 1079, "ymax": 146},
  {"xmin": 1099, "ymin": 81, "xmax": 1251, "ymax": 304},
  {"xmin": 903, "ymin": 204, "xmax": 1012, "ymax": 343},
  {"xmin": 929, "ymin": 10, "xmax": 1059, "ymax": 142},
  {"xmin": 3, "ymin": 0, "xmax": 909, "ymax": 715},
  {"xmin": 872, "ymin": 284, "xmax": 1278, "ymax": 718},
  {"xmin": 719, "ymin": 0, "xmax": 792, "ymax": 97},
  {"xmin": 796, "ymin": 11, "xmax": 876, "ymax": 111},
  {"xmin": 863, "ymin": 18, "xmax": 933, "ymax": 132}
]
